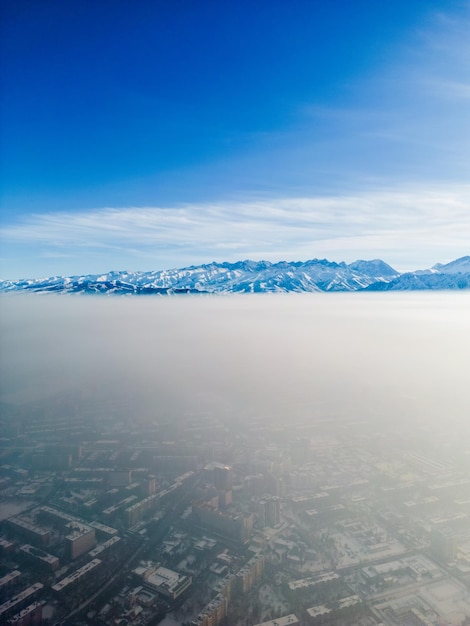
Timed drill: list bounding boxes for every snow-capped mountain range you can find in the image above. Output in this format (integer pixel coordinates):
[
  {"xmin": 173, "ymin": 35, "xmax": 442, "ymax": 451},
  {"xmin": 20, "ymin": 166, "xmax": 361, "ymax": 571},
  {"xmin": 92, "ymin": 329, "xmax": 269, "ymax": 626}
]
[{"xmin": 1, "ymin": 257, "xmax": 470, "ymax": 294}]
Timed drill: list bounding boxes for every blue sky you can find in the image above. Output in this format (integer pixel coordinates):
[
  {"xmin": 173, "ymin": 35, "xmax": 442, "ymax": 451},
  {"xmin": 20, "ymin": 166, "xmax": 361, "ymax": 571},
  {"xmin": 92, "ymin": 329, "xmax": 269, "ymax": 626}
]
[{"xmin": 1, "ymin": 0, "xmax": 469, "ymax": 278}]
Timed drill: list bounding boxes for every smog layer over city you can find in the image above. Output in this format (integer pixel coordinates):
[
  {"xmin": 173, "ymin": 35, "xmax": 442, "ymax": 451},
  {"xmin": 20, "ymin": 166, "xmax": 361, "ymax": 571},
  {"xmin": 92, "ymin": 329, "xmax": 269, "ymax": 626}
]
[
  {"xmin": 1, "ymin": 293, "xmax": 470, "ymax": 428},
  {"xmin": 2, "ymin": 1, "xmax": 470, "ymax": 625},
  {"xmin": 1, "ymin": 292, "xmax": 470, "ymax": 625}
]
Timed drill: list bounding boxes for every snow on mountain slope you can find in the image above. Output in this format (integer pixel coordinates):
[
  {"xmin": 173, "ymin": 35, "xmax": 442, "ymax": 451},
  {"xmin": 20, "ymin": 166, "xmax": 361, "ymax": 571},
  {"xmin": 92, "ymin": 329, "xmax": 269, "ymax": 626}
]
[
  {"xmin": 432, "ymin": 256, "xmax": 470, "ymax": 274},
  {"xmin": 365, "ymin": 271, "xmax": 470, "ymax": 291},
  {"xmin": 1, "ymin": 257, "xmax": 469, "ymax": 294}
]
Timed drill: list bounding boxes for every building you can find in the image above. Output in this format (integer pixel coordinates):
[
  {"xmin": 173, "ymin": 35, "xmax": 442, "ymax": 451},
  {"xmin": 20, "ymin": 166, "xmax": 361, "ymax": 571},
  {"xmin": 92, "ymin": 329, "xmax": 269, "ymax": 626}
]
[
  {"xmin": 430, "ymin": 528, "xmax": 457, "ymax": 562},
  {"xmin": 6, "ymin": 519, "xmax": 50, "ymax": 548},
  {"xmin": 19, "ymin": 544, "xmax": 59, "ymax": 571},
  {"xmin": 306, "ymin": 595, "xmax": 361, "ymax": 624},
  {"xmin": 134, "ymin": 564, "xmax": 191, "ymax": 601},
  {"xmin": 7, "ymin": 601, "xmax": 43, "ymax": 626},
  {"xmin": 266, "ymin": 497, "xmax": 281, "ymax": 526},
  {"xmin": 213, "ymin": 465, "xmax": 233, "ymax": 491},
  {"xmin": 212, "ymin": 574, "xmax": 236, "ymax": 601},
  {"xmin": 256, "ymin": 496, "xmax": 281, "ymax": 528},
  {"xmin": 30, "ymin": 448, "xmax": 72, "ymax": 470},
  {"xmin": 124, "ymin": 494, "xmax": 158, "ymax": 527},
  {"xmin": 192, "ymin": 500, "xmax": 254, "ymax": 544},
  {"xmin": 88, "ymin": 521, "xmax": 119, "ymax": 539},
  {"xmin": 103, "ymin": 495, "xmax": 138, "ymax": 518},
  {"xmin": 52, "ymin": 559, "xmax": 102, "ymax": 596},
  {"xmin": 288, "ymin": 571, "xmax": 340, "ymax": 593},
  {"xmin": 218, "ymin": 489, "xmax": 232, "ymax": 508},
  {"xmin": 0, "ymin": 583, "xmax": 44, "ymax": 622},
  {"xmin": 236, "ymin": 554, "xmax": 265, "ymax": 593},
  {"xmin": 141, "ymin": 476, "xmax": 157, "ymax": 496},
  {"xmin": 65, "ymin": 523, "xmax": 95, "ymax": 560},
  {"xmin": 192, "ymin": 593, "xmax": 228, "ymax": 626},
  {"xmin": 108, "ymin": 470, "xmax": 132, "ymax": 487},
  {"xmin": 253, "ymin": 615, "xmax": 299, "ymax": 626},
  {"xmin": 0, "ymin": 538, "xmax": 15, "ymax": 554},
  {"xmin": 38, "ymin": 506, "xmax": 80, "ymax": 529},
  {"xmin": 0, "ymin": 571, "xmax": 21, "ymax": 593},
  {"xmin": 244, "ymin": 474, "xmax": 265, "ymax": 497},
  {"xmin": 88, "ymin": 536, "xmax": 121, "ymax": 558}
]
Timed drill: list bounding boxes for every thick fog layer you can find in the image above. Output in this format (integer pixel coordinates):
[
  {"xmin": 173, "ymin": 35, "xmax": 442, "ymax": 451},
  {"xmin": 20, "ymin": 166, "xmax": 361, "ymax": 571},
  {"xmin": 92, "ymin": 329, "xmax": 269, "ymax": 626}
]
[{"xmin": 1, "ymin": 293, "xmax": 469, "ymax": 432}]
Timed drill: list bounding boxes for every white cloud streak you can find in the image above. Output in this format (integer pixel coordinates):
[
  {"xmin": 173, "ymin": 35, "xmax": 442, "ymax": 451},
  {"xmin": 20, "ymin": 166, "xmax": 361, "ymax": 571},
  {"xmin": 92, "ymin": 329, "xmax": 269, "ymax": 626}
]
[{"xmin": 2, "ymin": 185, "xmax": 470, "ymax": 272}]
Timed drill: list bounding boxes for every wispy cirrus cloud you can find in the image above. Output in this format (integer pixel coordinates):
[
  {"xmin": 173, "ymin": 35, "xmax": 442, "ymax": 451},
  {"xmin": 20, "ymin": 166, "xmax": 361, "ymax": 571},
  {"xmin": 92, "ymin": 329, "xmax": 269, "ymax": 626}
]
[
  {"xmin": 2, "ymin": 185, "xmax": 470, "ymax": 275},
  {"xmin": 278, "ymin": 5, "xmax": 470, "ymax": 189}
]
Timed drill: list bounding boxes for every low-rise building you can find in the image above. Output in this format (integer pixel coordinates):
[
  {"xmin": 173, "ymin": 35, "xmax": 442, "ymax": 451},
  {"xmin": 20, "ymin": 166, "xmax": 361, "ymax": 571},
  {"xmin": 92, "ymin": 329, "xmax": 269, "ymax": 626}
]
[
  {"xmin": 253, "ymin": 615, "xmax": 299, "ymax": 626},
  {"xmin": 134, "ymin": 564, "xmax": 191, "ymax": 601}
]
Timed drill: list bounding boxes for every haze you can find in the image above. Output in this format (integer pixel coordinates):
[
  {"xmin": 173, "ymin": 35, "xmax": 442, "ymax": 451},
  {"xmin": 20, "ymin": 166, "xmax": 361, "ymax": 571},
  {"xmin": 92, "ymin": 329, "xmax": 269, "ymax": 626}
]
[{"xmin": 1, "ymin": 293, "xmax": 469, "ymax": 435}]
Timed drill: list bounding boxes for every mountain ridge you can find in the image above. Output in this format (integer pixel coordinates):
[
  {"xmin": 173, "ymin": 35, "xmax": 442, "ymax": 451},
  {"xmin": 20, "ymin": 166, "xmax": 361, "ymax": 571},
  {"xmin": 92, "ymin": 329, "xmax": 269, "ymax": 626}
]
[{"xmin": 1, "ymin": 257, "xmax": 469, "ymax": 294}]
